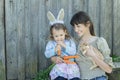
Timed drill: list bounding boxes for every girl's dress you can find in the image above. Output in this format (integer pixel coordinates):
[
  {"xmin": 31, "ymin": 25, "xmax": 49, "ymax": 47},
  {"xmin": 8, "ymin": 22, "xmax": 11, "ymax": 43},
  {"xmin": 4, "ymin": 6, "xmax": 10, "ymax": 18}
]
[
  {"xmin": 75, "ymin": 37, "xmax": 114, "ymax": 80},
  {"xmin": 44, "ymin": 39, "xmax": 80, "ymax": 80}
]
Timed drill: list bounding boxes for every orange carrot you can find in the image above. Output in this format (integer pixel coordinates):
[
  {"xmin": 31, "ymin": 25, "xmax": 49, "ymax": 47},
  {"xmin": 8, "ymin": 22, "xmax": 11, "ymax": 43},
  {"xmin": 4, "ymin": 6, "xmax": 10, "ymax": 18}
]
[
  {"xmin": 63, "ymin": 55, "xmax": 79, "ymax": 60},
  {"xmin": 57, "ymin": 50, "xmax": 79, "ymax": 64},
  {"xmin": 57, "ymin": 49, "xmax": 61, "ymax": 56}
]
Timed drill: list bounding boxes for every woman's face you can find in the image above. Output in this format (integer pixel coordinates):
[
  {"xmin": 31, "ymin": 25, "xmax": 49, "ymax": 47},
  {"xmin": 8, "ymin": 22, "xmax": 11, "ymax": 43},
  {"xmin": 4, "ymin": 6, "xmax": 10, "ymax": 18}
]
[
  {"xmin": 52, "ymin": 28, "xmax": 66, "ymax": 43},
  {"xmin": 74, "ymin": 24, "xmax": 88, "ymax": 37}
]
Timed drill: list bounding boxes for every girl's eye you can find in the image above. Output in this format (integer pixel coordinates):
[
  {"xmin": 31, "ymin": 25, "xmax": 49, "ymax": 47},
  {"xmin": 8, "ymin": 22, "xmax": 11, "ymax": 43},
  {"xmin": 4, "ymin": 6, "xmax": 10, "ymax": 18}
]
[
  {"xmin": 55, "ymin": 35, "xmax": 58, "ymax": 37},
  {"xmin": 60, "ymin": 34, "xmax": 63, "ymax": 36}
]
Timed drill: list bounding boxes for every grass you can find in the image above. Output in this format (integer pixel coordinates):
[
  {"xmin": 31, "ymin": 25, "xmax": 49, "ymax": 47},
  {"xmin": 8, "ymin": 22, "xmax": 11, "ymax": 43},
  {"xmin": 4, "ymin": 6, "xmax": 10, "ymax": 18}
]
[
  {"xmin": 34, "ymin": 63, "xmax": 55, "ymax": 80},
  {"xmin": 112, "ymin": 55, "xmax": 120, "ymax": 62}
]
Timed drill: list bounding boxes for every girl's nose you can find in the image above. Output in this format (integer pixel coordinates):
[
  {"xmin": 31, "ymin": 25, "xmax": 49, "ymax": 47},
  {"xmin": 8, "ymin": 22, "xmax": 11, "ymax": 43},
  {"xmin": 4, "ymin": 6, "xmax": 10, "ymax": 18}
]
[{"xmin": 58, "ymin": 37, "xmax": 62, "ymax": 41}]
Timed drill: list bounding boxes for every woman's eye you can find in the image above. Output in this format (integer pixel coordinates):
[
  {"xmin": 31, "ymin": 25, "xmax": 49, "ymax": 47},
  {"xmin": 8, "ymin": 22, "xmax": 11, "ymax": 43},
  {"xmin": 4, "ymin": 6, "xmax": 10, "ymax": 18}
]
[
  {"xmin": 77, "ymin": 25, "xmax": 80, "ymax": 28},
  {"xmin": 74, "ymin": 27, "xmax": 76, "ymax": 30}
]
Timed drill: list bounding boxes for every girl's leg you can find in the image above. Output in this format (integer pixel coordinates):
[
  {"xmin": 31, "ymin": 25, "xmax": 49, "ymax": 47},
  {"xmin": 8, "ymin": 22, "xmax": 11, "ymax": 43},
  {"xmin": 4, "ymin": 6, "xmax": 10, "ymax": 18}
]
[
  {"xmin": 54, "ymin": 76, "xmax": 67, "ymax": 80},
  {"xmin": 70, "ymin": 77, "xmax": 80, "ymax": 80}
]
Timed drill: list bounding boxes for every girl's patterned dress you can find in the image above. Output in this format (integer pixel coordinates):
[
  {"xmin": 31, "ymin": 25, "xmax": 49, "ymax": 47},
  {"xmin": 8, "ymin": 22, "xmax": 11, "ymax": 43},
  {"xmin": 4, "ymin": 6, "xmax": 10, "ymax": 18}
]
[{"xmin": 44, "ymin": 39, "xmax": 80, "ymax": 80}]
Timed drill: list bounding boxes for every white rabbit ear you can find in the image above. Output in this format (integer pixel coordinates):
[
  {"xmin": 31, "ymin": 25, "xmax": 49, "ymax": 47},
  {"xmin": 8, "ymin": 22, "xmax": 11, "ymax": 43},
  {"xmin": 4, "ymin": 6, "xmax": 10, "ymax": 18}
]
[
  {"xmin": 57, "ymin": 8, "xmax": 64, "ymax": 20},
  {"xmin": 47, "ymin": 11, "xmax": 56, "ymax": 22}
]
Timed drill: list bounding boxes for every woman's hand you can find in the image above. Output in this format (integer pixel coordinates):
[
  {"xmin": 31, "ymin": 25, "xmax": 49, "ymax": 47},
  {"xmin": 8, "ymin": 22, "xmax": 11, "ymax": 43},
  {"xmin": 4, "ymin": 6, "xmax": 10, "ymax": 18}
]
[
  {"xmin": 51, "ymin": 56, "xmax": 63, "ymax": 64},
  {"xmin": 85, "ymin": 46, "xmax": 96, "ymax": 57},
  {"xmin": 85, "ymin": 46, "xmax": 103, "ymax": 59}
]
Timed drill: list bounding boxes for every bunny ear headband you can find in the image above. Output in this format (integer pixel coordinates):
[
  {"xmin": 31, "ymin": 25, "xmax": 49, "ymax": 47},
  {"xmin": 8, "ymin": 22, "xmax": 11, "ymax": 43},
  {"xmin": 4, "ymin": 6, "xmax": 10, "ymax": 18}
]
[{"xmin": 47, "ymin": 8, "xmax": 64, "ymax": 25}]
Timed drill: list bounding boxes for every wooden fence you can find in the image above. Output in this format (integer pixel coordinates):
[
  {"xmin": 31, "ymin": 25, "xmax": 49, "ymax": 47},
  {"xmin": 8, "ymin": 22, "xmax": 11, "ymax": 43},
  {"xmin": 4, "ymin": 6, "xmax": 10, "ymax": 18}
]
[{"xmin": 0, "ymin": 0, "xmax": 120, "ymax": 80}]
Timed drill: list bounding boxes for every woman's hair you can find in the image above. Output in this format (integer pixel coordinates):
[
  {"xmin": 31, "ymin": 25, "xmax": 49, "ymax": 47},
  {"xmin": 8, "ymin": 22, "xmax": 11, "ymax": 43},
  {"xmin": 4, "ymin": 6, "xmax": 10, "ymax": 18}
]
[
  {"xmin": 49, "ymin": 23, "xmax": 71, "ymax": 40},
  {"xmin": 70, "ymin": 11, "xmax": 95, "ymax": 36}
]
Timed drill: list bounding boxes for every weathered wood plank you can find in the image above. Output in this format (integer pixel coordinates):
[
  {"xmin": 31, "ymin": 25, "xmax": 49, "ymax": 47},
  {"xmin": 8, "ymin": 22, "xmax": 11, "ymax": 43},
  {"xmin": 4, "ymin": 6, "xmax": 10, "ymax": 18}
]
[
  {"xmin": 24, "ymin": 0, "xmax": 38, "ymax": 79},
  {"xmin": 73, "ymin": 0, "xmax": 88, "ymax": 13},
  {"xmin": 16, "ymin": 0, "xmax": 26, "ymax": 80},
  {"xmin": 88, "ymin": 0, "xmax": 100, "ymax": 36},
  {"xmin": 113, "ymin": 0, "xmax": 120, "ymax": 56},
  {"xmin": 5, "ymin": 0, "xmax": 19, "ymax": 79},
  {"xmin": 24, "ymin": 0, "xmax": 34, "ymax": 79},
  {"xmin": 38, "ymin": 0, "xmax": 49, "ymax": 70},
  {"xmin": 100, "ymin": 0, "xmax": 113, "ymax": 53},
  {"xmin": 0, "ymin": 0, "xmax": 6, "ymax": 79}
]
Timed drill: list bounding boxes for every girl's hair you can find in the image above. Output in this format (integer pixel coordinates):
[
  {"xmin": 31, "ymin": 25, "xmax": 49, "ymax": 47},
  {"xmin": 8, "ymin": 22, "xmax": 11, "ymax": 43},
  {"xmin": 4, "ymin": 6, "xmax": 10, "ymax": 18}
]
[
  {"xmin": 70, "ymin": 11, "xmax": 95, "ymax": 36},
  {"xmin": 49, "ymin": 23, "xmax": 71, "ymax": 40}
]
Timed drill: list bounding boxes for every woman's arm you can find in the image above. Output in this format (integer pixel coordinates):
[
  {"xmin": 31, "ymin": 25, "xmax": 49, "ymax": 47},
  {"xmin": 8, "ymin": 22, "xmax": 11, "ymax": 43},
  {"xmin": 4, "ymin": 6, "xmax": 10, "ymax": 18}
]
[
  {"xmin": 86, "ymin": 46, "xmax": 112, "ymax": 73},
  {"xmin": 91, "ymin": 54, "xmax": 112, "ymax": 73},
  {"xmin": 51, "ymin": 56, "xmax": 63, "ymax": 64}
]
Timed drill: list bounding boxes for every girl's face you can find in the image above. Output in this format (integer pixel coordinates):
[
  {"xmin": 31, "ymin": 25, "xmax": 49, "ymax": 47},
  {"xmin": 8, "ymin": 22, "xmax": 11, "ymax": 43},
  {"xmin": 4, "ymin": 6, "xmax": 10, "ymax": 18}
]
[
  {"xmin": 74, "ymin": 23, "xmax": 89, "ymax": 37},
  {"xmin": 52, "ymin": 28, "xmax": 66, "ymax": 43}
]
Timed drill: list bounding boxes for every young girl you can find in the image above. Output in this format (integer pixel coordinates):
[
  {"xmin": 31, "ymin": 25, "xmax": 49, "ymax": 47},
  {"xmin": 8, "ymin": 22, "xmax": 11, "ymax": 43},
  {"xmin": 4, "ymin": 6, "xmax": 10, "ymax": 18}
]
[
  {"xmin": 45, "ymin": 9, "xmax": 80, "ymax": 80},
  {"xmin": 70, "ymin": 11, "xmax": 114, "ymax": 80}
]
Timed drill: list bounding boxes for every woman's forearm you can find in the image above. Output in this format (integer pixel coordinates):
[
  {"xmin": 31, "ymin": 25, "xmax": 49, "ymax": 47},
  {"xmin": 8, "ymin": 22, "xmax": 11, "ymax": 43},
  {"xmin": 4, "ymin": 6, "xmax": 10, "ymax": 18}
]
[
  {"xmin": 86, "ymin": 46, "xmax": 112, "ymax": 73},
  {"xmin": 91, "ymin": 55, "xmax": 112, "ymax": 73},
  {"xmin": 51, "ymin": 56, "xmax": 56, "ymax": 63},
  {"xmin": 51, "ymin": 56, "xmax": 63, "ymax": 64}
]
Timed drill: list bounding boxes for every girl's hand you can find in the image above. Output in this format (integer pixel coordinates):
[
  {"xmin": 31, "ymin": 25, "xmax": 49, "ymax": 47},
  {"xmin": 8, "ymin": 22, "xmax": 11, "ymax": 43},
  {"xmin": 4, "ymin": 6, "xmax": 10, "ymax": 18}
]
[
  {"xmin": 57, "ymin": 41, "xmax": 66, "ymax": 48},
  {"xmin": 51, "ymin": 56, "xmax": 63, "ymax": 64},
  {"xmin": 55, "ymin": 44, "xmax": 61, "ymax": 52}
]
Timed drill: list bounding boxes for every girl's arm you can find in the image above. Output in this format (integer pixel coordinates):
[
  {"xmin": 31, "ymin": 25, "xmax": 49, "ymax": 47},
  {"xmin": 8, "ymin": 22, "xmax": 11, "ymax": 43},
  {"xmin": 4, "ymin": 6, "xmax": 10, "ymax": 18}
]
[
  {"xmin": 57, "ymin": 39, "xmax": 77, "ymax": 56},
  {"xmin": 44, "ymin": 41, "xmax": 56, "ymax": 58}
]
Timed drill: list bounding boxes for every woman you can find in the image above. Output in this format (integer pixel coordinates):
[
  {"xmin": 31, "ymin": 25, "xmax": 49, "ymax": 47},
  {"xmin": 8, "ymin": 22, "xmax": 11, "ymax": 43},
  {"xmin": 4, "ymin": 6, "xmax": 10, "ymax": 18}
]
[{"xmin": 69, "ymin": 11, "xmax": 114, "ymax": 80}]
